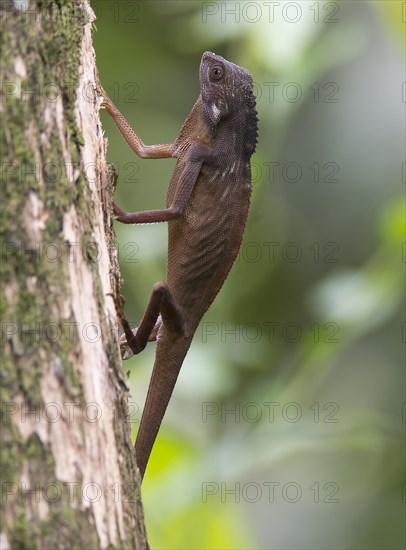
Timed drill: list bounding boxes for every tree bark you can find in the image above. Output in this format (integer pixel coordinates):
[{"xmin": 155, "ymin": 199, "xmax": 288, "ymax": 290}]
[{"xmin": 1, "ymin": 1, "xmax": 148, "ymax": 548}]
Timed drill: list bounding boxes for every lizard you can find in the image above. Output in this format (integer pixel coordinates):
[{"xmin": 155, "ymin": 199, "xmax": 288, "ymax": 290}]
[{"xmin": 99, "ymin": 51, "xmax": 258, "ymax": 481}]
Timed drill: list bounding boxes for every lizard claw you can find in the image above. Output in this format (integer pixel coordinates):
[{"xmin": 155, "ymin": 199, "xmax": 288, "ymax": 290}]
[
  {"xmin": 119, "ymin": 330, "xmax": 136, "ymax": 360},
  {"xmin": 95, "ymin": 78, "xmax": 113, "ymax": 113}
]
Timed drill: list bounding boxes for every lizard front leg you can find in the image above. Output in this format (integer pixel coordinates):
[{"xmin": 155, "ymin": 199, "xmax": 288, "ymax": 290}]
[
  {"xmin": 98, "ymin": 81, "xmax": 173, "ymax": 159},
  {"xmin": 112, "ymin": 162, "xmax": 203, "ymax": 223},
  {"xmin": 112, "ymin": 146, "xmax": 211, "ymax": 224}
]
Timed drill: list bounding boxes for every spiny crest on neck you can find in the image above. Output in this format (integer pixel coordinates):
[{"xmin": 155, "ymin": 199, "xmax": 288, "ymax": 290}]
[{"xmin": 242, "ymin": 84, "xmax": 259, "ymax": 160}]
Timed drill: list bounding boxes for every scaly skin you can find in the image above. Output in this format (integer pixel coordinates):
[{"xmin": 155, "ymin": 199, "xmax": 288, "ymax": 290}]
[{"xmin": 99, "ymin": 52, "xmax": 258, "ymax": 480}]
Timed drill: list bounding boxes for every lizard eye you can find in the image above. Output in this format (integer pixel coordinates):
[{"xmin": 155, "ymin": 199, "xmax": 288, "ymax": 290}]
[{"xmin": 210, "ymin": 65, "xmax": 224, "ymax": 81}]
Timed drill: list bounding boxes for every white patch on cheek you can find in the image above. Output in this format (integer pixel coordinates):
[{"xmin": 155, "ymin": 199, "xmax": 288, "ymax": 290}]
[{"xmin": 211, "ymin": 103, "xmax": 220, "ymax": 120}]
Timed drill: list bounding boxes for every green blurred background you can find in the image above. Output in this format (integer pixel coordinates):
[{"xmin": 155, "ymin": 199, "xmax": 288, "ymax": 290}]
[{"xmin": 93, "ymin": 1, "xmax": 404, "ymax": 548}]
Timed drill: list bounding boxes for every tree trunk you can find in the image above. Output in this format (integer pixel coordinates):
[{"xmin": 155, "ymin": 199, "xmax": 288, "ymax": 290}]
[{"xmin": 1, "ymin": 1, "xmax": 148, "ymax": 548}]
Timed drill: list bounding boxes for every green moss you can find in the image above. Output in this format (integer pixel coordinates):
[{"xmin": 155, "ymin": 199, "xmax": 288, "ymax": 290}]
[
  {"xmin": 9, "ymin": 511, "xmax": 31, "ymax": 550},
  {"xmin": 0, "ymin": 366, "xmax": 22, "ymax": 490}
]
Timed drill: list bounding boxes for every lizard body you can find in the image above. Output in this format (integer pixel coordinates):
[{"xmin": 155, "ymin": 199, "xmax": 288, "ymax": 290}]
[{"xmin": 100, "ymin": 52, "xmax": 258, "ymax": 480}]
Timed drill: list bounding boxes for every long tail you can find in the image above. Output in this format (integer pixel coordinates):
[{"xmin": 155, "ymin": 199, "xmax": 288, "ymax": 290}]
[{"xmin": 135, "ymin": 330, "xmax": 193, "ymax": 480}]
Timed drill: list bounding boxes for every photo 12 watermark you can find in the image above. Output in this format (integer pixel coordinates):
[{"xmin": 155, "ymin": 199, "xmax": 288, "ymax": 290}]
[
  {"xmin": 200, "ymin": 321, "xmax": 340, "ymax": 344},
  {"xmin": 2, "ymin": 400, "xmax": 142, "ymax": 426},
  {"xmin": 201, "ymin": 2, "xmax": 340, "ymax": 25},
  {"xmin": 1, "ymin": 480, "xmax": 138, "ymax": 505},
  {"xmin": 201, "ymin": 401, "xmax": 340, "ymax": 424},
  {"xmin": 201, "ymin": 480, "xmax": 340, "ymax": 504}
]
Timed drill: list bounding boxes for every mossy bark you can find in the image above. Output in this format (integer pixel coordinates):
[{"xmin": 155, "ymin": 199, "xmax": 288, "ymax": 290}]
[{"xmin": 1, "ymin": 1, "xmax": 148, "ymax": 548}]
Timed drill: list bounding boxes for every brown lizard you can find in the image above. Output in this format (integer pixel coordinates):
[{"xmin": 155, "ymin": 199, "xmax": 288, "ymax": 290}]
[{"xmin": 99, "ymin": 51, "xmax": 258, "ymax": 480}]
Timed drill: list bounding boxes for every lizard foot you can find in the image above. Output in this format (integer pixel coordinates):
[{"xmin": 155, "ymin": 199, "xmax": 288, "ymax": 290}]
[
  {"xmin": 112, "ymin": 202, "xmax": 127, "ymax": 221},
  {"xmin": 119, "ymin": 330, "xmax": 138, "ymax": 360}
]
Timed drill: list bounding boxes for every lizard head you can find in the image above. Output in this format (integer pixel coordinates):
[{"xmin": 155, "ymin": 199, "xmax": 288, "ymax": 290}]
[{"xmin": 199, "ymin": 51, "xmax": 258, "ymax": 157}]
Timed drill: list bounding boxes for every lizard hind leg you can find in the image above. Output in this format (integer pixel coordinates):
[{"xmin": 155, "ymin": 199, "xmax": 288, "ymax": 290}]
[{"xmin": 118, "ymin": 282, "xmax": 184, "ymax": 360}]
